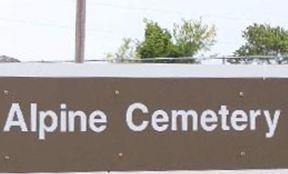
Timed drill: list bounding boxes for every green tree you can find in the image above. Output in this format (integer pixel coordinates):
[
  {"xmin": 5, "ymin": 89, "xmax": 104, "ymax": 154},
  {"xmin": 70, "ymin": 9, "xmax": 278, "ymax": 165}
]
[
  {"xmin": 107, "ymin": 18, "xmax": 216, "ymax": 63},
  {"xmin": 137, "ymin": 19, "xmax": 173, "ymax": 59},
  {"xmin": 232, "ymin": 24, "xmax": 288, "ymax": 64},
  {"xmin": 137, "ymin": 18, "xmax": 216, "ymax": 63},
  {"xmin": 171, "ymin": 19, "xmax": 216, "ymax": 58},
  {"xmin": 106, "ymin": 38, "xmax": 139, "ymax": 63}
]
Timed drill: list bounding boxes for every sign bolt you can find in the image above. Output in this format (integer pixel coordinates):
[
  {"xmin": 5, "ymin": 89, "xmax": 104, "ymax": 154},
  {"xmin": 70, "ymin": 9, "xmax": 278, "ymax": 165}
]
[
  {"xmin": 3, "ymin": 90, "xmax": 9, "ymax": 95},
  {"xmin": 118, "ymin": 152, "xmax": 123, "ymax": 158},
  {"xmin": 114, "ymin": 90, "xmax": 120, "ymax": 95}
]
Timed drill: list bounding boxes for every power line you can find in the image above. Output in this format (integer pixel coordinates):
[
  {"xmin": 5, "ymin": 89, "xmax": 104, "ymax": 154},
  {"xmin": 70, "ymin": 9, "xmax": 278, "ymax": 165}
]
[
  {"xmin": 85, "ymin": 1, "xmax": 261, "ymax": 23},
  {"xmin": 0, "ymin": 17, "xmax": 117, "ymax": 35},
  {"xmin": 0, "ymin": 0, "xmax": 284, "ymax": 30},
  {"xmin": 0, "ymin": 18, "xmax": 73, "ymax": 30}
]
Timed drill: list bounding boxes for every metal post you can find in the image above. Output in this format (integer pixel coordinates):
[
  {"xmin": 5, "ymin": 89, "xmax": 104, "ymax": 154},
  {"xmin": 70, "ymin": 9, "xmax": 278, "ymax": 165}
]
[
  {"xmin": 222, "ymin": 57, "xmax": 226, "ymax": 65},
  {"xmin": 75, "ymin": 0, "xmax": 86, "ymax": 63}
]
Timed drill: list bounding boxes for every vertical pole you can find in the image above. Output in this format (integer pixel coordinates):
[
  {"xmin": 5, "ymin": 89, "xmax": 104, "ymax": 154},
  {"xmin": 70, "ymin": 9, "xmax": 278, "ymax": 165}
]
[
  {"xmin": 75, "ymin": 0, "xmax": 86, "ymax": 63},
  {"xmin": 222, "ymin": 57, "xmax": 226, "ymax": 65}
]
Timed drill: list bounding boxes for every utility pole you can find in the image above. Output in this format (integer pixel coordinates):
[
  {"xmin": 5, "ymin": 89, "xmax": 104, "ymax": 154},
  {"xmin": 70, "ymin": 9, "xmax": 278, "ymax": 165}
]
[{"xmin": 75, "ymin": 0, "xmax": 86, "ymax": 63}]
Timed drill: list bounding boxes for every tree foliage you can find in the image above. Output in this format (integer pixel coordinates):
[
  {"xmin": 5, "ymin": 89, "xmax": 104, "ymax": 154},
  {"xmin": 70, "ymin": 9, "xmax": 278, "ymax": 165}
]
[
  {"xmin": 137, "ymin": 19, "xmax": 216, "ymax": 62},
  {"xmin": 107, "ymin": 19, "xmax": 216, "ymax": 63},
  {"xmin": 137, "ymin": 20, "xmax": 173, "ymax": 59},
  {"xmin": 106, "ymin": 38, "xmax": 139, "ymax": 63},
  {"xmin": 231, "ymin": 24, "xmax": 288, "ymax": 64},
  {"xmin": 172, "ymin": 19, "xmax": 216, "ymax": 58}
]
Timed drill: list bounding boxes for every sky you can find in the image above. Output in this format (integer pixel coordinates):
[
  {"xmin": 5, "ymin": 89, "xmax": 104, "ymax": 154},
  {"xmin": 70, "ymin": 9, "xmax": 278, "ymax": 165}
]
[{"xmin": 0, "ymin": 0, "xmax": 287, "ymax": 62}]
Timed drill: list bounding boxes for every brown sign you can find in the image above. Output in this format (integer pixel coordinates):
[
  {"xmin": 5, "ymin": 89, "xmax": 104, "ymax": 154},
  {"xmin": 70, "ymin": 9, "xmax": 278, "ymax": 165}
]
[{"xmin": 0, "ymin": 77, "xmax": 287, "ymax": 172}]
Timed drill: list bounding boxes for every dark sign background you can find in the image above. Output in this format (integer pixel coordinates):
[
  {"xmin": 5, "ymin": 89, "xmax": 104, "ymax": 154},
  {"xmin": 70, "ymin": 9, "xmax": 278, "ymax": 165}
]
[{"xmin": 0, "ymin": 77, "xmax": 287, "ymax": 172}]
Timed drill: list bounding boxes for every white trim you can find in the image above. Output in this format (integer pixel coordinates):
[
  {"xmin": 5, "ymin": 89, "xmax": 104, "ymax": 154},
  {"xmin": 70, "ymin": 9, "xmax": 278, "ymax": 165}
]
[{"xmin": 0, "ymin": 63, "xmax": 286, "ymax": 78}]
